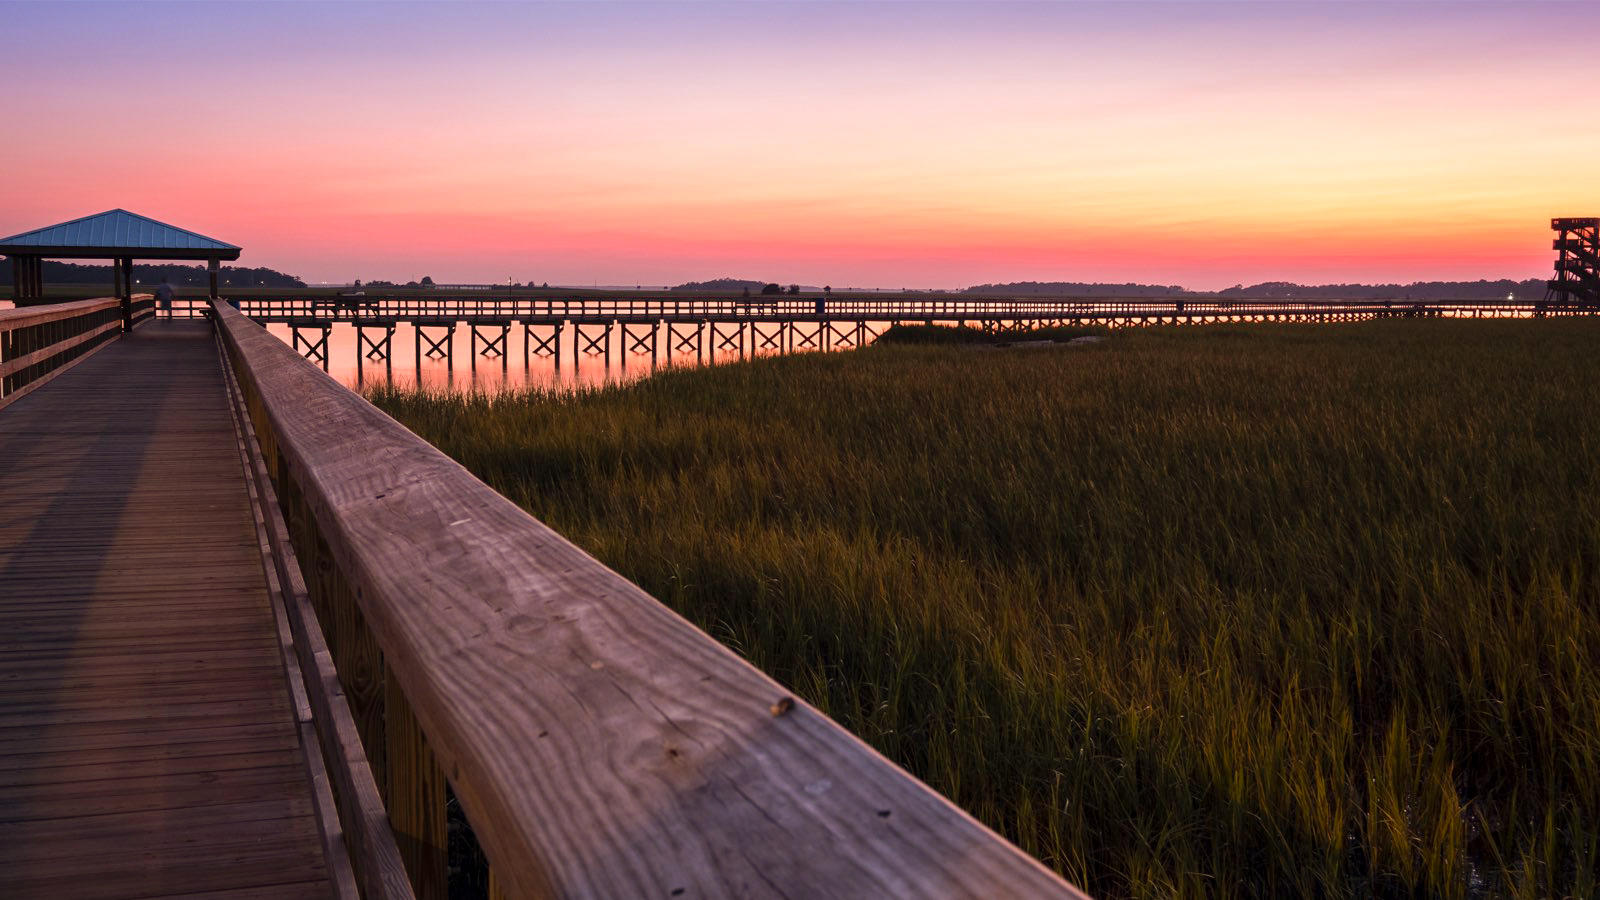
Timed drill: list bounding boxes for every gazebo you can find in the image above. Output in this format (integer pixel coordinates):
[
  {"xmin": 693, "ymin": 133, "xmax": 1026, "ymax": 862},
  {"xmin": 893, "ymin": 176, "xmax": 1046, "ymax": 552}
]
[{"xmin": 1, "ymin": 209, "xmax": 241, "ymax": 325}]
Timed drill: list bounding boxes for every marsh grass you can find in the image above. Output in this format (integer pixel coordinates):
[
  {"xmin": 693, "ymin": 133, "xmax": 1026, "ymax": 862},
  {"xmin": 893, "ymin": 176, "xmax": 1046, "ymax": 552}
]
[
  {"xmin": 370, "ymin": 320, "xmax": 1599, "ymax": 898},
  {"xmin": 876, "ymin": 322, "xmax": 1109, "ymax": 345}
]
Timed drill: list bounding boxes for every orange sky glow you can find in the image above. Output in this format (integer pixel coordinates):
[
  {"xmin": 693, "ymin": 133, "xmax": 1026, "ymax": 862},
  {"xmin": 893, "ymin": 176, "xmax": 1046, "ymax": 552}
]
[{"xmin": 3, "ymin": 2, "xmax": 1596, "ymax": 289}]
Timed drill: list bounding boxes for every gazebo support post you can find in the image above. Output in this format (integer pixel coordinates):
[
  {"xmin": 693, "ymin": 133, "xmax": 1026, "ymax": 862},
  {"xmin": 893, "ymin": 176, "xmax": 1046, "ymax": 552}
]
[
  {"xmin": 15, "ymin": 255, "xmax": 42, "ymax": 302},
  {"xmin": 208, "ymin": 258, "xmax": 219, "ymax": 300},
  {"xmin": 120, "ymin": 257, "xmax": 134, "ymax": 332}
]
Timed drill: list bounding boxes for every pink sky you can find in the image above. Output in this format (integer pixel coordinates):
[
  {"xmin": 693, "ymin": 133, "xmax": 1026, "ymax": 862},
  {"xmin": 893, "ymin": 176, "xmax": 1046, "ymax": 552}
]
[{"xmin": 2, "ymin": 2, "xmax": 1595, "ymax": 289}]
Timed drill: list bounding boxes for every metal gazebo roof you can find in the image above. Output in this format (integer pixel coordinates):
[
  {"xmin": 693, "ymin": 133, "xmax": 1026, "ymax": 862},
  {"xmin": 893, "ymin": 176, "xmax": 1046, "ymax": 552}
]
[
  {"xmin": 3, "ymin": 209, "xmax": 243, "ymax": 305},
  {"xmin": 0, "ymin": 209, "xmax": 241, "ymax": 261}
]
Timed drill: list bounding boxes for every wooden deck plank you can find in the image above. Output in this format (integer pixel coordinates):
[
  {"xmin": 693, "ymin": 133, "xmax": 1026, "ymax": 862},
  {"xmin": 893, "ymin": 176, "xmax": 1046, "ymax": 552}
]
[
  {"xmin": 0, "ymin": 677, "xmax": 290, "ymax": 713},
  {"xmin": 0, "ymin": 796, "xmax": 315, "ymax": 846},
  {"xmin": 0, "ymin": 839, "xmax": 330, "ymax": 900},
  {"xmin": 0, "ymin": 658, "xmax": 284, "ymax": 685},
  {"xmin": 0, "ymin": 646, "xmax": 300, "ymax": 674},
  {"xmin": 0, "ymin": 732, "xmax": 301, "ymax": 773},
  {"xmin": 148, "ymin": 882, "xmax": 336, "ymax": 900},
  {"xmin": 0, "ymin": 721, "xmax": 309, "ymax": 757},
  {"xmin": 0, "ymin": 747, "xmax": 308, "ymax": 788},
  {"xmin": 0, "ymin": 323, "xmax": 335, "ymax": 897},
  {"xmin": 0, "ymin": 765, "xmax": 316, "ymax": 822}
]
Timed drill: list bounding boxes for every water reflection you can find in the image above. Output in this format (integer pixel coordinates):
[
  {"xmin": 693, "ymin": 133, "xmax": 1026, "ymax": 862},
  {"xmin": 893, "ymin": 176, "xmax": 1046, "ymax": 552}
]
[{"xmin": 261, "ymin": 319, "xmax": 824, "ymax": 391}]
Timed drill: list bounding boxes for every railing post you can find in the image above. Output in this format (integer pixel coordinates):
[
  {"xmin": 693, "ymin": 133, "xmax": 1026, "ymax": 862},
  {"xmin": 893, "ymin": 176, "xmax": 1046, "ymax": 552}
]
[{"xmin": 386, "ymin": 669, "xmax": 449, "ymax": 898}]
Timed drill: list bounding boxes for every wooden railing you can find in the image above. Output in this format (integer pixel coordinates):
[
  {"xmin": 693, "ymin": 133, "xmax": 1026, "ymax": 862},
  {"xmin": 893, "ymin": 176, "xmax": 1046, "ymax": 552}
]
[
  {"xmin": 211, "ymin": 297, "xmax": 1087, "ymax": 898},
  {"xmin": 0, "ymin": 295, "xmax": 149, "ymax": 410},
  {"xmin": 130, "ymin": 293, "xmax": 156, "ymax": 328},
  {"xmin": 228, "ymin": 295, "xmax": 1551, "ymax": 324}
]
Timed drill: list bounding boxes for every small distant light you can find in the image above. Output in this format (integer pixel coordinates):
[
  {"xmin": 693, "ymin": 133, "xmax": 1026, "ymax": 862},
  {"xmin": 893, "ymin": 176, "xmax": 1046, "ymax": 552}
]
[{"xmin": 1507, "ymin": 293, "xmax": 1514, "ymax": 300}]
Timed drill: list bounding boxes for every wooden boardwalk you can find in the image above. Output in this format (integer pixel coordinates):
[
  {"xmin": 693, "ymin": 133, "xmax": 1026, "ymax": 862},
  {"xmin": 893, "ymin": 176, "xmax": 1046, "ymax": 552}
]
[{"xmin": 0, "ymin": 322, "xmax": 335, "ymax": 898}]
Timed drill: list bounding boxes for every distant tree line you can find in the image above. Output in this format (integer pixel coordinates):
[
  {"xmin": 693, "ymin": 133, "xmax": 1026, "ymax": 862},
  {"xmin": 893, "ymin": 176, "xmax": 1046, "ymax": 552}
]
[
  {"xmin": 671, "ymin": 278, "xmax": 768, "ymax": 293},
  {"xmin": 360, "ymin": 276, "xmax": 436, "ymax": 289},
  {"xmin": 0, "ymin": 259, "xmax": 305, "ymax": 288},
  {"xmin": 964, "ymin": 281, "xmax": 1190, "ymax": 296},
  {"xmin": 965, "ymin": 279, "xmax": 1550, "ymax": 299}
]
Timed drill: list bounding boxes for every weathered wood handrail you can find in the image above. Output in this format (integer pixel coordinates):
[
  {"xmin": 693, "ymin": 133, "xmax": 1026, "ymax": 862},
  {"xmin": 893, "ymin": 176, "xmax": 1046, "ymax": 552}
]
[
  {"xmin": 0, "ymin": 296, "xmax": 145, "ymax": 410},
  {"xmin": 211, "ymin": 298, "xmax": 1087, "ymax": 898}
]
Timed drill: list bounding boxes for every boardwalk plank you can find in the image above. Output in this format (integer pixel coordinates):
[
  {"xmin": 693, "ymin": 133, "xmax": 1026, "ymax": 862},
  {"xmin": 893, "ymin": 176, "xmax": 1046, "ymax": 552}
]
[{"xmin": 0, "ymin": 323, "xmax": 335, "ymax": 897}]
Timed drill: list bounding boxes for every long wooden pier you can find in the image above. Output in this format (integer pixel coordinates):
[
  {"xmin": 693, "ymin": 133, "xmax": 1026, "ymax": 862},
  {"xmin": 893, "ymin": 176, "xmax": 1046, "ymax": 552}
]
[
  {"xmin": 0, "ymin": 298, "xmax": 1087, "ymax": 898},
  {"xmin": 154, "ymin": 293, "xmax": 1597, "ymax": 374}
]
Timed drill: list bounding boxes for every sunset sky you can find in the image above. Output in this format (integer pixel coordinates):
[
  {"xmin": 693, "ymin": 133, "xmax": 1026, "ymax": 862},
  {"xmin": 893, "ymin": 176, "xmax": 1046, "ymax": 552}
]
[{"xmin": 3, "ymin": 1, "xmax": 1596, "ymax": 289}]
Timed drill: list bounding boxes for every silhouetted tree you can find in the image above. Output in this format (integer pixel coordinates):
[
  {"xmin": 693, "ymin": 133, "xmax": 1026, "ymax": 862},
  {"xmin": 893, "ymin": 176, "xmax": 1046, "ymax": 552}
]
[
  {"xmin": 420, "ymin": 275, "xmax": 435, "ymax": 286},
  {"xmin": 761, "ymin": 283, "xmax": 782, "ymax": 295},
  {"xmin": 787, "ymin": 284, "xmax": 800, "ymax": 294},
  {"xmin": 823, "ymin": 285, "xmax": 831, "ymax": 295}
]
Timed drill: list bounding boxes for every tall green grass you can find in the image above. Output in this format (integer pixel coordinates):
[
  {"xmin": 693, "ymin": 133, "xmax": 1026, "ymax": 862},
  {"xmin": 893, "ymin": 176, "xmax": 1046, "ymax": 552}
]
[{"xmin": 370, "ymin": 320, "xmax": 1599, "ymax": 898}]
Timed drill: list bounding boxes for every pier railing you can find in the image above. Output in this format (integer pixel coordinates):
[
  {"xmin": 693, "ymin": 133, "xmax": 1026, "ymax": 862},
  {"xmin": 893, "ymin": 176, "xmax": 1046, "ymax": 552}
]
[
  {"xmin": 0, "ymin": 294, "xmax": 151, "ymax": 410},
  {"xmin": 160, "ymin": 294, "xmax": 1598, "ymax": 330},
  {"xmin": 223, "ymin": 294, "xmax": 1550, "ymax": 324},
  {"xmin": 211, "ymin": 299, "xmax": 1086, "ymax": 899}
]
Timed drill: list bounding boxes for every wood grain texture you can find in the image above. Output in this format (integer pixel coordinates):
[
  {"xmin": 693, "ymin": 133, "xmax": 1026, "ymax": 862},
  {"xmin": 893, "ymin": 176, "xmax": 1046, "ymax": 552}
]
[
  {"xmin": 0, "ymin": 321, "xmax": 335, "ymax": 899},
  {"xmin": 214, "ymin": 300, "xmax": 1088, "ymax": 899}
]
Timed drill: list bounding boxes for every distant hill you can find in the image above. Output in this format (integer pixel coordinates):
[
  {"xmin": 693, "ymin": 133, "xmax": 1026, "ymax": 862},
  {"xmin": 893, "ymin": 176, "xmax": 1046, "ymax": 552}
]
[
  {"xmin": 965, "ymin": 279, "xmax": 1549, "ymax": 299},
  {"xmin": 1213, "ymin": 279, "xmax": 1547, "ymax": 300},
  {"xmin": 0, "ymin": 259, "xmax": 305, "ymax": 289},
  {"xmin": 671, "ymin": 278, "xmax": 767, "ymax": 293}
]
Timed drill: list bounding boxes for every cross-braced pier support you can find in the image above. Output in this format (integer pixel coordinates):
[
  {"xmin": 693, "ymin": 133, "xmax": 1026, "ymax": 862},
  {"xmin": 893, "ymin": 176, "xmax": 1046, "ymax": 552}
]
[
  {"xmin": 751, "ymin": 322, "xmax": 786, "ymax": 355},
  {"xmin": 288, "ymin": 319, "xmax": 331, "ymax": 370},
  {"xmin": 525, "ymin": 322, "xmax": 562, "ymax": 371},
  {"xmin": 824, "ymin": 320, "xmax": 868, "ymax": 351},
  {"xmin": 470, "ymin": 319, "xmax": 510, "ymax": 374},
  {"xmin": 414, "ymin": 318, "xmax": 455, "ymax": 373},
  {"xmin": 710, "ymin": 321, "xmax": 744, "ymax": 361},
  {"xmin": 572, "ymin": 322, "xmax": 612, "ymax": 375},
  {"xmin": 355, "ymin": 319, "xmax": 396, "ymax": 360},
  {"xmin": 667, "ymin": 321, "xmax": 704, "ymax": 365},
  {"xmin": 471, "ymin": 320, "xmax": 510, "ymax": 358},
  {"xmin": 620, "ymin": 321, "xmax": 660, "ymax": 371},
  {"xmin": 354, "ymin": 318, "xmax": 396, "ymax": 383},
  {"xmin": 790, "ymin": 321, "xmax": 823, "ymax": 352}
]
